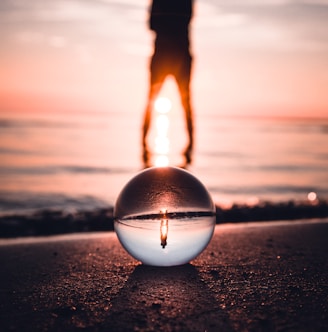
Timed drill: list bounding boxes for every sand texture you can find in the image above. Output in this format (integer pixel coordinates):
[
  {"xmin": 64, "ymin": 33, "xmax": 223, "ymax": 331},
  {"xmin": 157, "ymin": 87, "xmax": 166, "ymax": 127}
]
[{"xmin": 1, "ymin": 219, "xmax": 327, "ymax": 331}]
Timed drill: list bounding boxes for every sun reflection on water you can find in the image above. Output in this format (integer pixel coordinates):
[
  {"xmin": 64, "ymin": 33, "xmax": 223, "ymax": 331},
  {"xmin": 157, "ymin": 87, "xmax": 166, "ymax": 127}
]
[
  {"xmin": 155, "ymin": 155, "xmax": 169, "ymax": 167},
  {"xmin": 143, "ymin": 93, "xmax": 192, "ymax": 168},
  {"xmin": 154, "ymin": 97, "xmax": 171, "ymax": 114},
  {"xmin": 154, "ymin": 97, "xmax": 171, "ymax": 166}
]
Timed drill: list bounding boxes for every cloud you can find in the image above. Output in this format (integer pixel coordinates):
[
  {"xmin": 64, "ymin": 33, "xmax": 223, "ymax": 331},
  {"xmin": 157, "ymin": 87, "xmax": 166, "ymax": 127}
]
[
  {"xmin": 0, "ymin": 0, "xmax": 107, "ymax": 23},
  {"xmin": 195, "ymin": 0, "xmax": 328, "ymax": 52},
  {"xmin": 96, "ymin": 0, "xmax": 146, "ymax": 8}
]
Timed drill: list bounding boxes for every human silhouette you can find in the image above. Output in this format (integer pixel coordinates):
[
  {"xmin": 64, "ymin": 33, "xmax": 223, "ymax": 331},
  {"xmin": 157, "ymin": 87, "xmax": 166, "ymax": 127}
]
[{"xmin": 142, "ymin": 0, "xmax": 194, "ymax": 166}]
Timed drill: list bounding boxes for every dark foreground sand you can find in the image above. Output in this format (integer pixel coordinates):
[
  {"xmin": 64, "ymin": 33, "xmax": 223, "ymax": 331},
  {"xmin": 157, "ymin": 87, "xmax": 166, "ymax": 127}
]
[{"xmin": 1, "ymin": 219, "xmax": 327, "ymax": 331}]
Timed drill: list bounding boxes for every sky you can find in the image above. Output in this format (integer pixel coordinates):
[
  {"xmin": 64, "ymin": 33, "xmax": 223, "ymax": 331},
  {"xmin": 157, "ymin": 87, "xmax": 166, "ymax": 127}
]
[{"xmin": 0, "ymin": 0, "xmax": 327, "ymax": 118}]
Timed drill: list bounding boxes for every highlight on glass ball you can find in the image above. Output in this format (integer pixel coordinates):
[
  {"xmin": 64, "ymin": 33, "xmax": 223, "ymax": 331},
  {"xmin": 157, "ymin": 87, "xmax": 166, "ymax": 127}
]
[{"xmin": 114, "ymin": 166, "xmax": 216, "ymax": 266}]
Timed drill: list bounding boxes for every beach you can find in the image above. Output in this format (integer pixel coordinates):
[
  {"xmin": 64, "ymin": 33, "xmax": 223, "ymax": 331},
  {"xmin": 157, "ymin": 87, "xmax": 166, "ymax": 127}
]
[
  {"xmin": 1, "ymin": 219, "xmax": 327, "ymax": 331},
  {"xmin": 1, "ymin": 1, "xmax": 328, "ymax": 330}
]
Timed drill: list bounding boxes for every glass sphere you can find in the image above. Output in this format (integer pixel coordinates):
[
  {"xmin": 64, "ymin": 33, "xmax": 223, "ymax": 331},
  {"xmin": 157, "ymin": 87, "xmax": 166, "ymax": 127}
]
[{"xmin": 114, "ymin": 166, "xmax": 216, "ymax": 266}]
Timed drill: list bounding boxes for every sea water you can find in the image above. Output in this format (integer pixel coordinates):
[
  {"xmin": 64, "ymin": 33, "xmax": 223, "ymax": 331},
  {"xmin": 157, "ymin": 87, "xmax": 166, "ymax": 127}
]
[{"xmin": 0, "ymin": 110, "xmax": 327, "ymax": 215}]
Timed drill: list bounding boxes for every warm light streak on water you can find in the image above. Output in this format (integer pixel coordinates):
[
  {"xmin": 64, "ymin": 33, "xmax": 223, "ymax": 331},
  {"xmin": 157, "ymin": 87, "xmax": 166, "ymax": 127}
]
[
  {"xmin": 155, "ymin": 155, "xmax": 169, "ymax": 167},
  {"xmin": 153, "ymin": 96, "xmax": 175, "ymax": 167},
  {"xmin": 155, "ymin": 97, "xmax": 171, "ymax": 114},
  {"xmin": 155, "ymin": 136, "xmax": 169, "ymax": 154},
  {"xmin": 156, "ymin": 114, "xmax": 169, "ymax": 133}
]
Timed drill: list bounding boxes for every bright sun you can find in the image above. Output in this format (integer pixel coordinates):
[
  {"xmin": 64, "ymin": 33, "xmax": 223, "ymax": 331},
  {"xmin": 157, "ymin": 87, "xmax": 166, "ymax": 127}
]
[{"xmin": 154, "ymin": 97, "xmax": 171, "ymax": 114}]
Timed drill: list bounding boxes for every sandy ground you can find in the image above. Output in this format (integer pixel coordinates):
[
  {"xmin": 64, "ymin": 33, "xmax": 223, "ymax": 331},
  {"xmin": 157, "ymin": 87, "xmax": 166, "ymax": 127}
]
[{"xmin": 1, "ymin": 219, "xmax": 327, "ymax": 331}]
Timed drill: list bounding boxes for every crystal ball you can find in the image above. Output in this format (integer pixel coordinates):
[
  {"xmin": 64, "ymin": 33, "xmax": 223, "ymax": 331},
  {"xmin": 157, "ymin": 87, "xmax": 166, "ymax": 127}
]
[{"xmin": 114, "ymin": 166, "xmax": 216, "ymax": 266}]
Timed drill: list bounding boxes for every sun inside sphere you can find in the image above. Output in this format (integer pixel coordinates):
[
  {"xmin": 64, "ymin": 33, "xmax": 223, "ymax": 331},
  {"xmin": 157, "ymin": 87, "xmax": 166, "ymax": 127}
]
[{"xmin": 114, "ymin": 166, "xmax": 216, "ymax": 266}]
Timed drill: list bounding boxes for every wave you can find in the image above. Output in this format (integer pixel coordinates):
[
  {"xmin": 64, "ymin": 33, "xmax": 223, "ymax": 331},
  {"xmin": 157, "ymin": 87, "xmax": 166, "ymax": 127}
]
[
  {"xmin": 208, "ymin": 184, "xmax": 328, "ymax": 196},
  {"xmin": 0, "ymin": 165, "xmax": 132, "ymax": 175},
  {"xmin": 0, "ymin": 147, "xmax": 36, "ymax": 155},
  {"xmin": 0, "ymin": 118, "xmax": 74, "ymax": 129},
  {"xmin": 0, "ymin": 191, "xmax": 111, "ymax": 216}
]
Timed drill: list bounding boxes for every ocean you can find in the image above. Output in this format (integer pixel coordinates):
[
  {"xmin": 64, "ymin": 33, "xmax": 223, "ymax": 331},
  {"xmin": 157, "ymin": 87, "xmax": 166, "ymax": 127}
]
[{"xmin": 1, "ymin": 110, "xmax": 327, "ymax": 216}]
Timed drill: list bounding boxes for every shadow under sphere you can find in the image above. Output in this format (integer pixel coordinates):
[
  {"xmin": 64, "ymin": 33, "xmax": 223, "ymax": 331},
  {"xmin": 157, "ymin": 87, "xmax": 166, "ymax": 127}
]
[{"xmin": 102, "ymin": 264, "xmax": 233, "ymax": 331}]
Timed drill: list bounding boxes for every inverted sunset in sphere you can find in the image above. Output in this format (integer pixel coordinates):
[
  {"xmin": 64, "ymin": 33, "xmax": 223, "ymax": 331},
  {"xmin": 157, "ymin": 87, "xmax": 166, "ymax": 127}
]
[{"xmin": 114, "ymin": 166, "xmax": 216, "ymax": 266}]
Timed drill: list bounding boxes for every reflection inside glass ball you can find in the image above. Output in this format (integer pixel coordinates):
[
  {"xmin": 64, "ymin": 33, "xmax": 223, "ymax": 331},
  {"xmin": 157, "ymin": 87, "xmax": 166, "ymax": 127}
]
[{"xmin": 114, "ymin": 166, "xmax": 216, "ymax": 266}]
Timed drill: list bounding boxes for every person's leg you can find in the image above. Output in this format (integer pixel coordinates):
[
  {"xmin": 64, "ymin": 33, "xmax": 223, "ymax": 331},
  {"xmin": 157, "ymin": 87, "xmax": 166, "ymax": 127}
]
[
  {"xmin": 142, "ymin": 53, "xmax": 165, "ymax": 153},
  {"xmin": 181, "ymin": 88, "xmax": 193, "ymax": 165},
  {"xmin": 142, "ymin": 82, "xmax": 162, "ymax": 149},
  {"xmin": 176, "ymin": 55, "xmax": 193, "ymax": 156},
  {"xmin": 182, "ymin": 92, "xmax": 193, "ymax": 152}
]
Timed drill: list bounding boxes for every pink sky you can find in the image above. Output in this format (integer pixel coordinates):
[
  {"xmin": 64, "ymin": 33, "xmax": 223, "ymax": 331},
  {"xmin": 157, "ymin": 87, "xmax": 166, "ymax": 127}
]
[{"xmin": 0, "ymin": 0, "xmax": 327, "ymax": 118}]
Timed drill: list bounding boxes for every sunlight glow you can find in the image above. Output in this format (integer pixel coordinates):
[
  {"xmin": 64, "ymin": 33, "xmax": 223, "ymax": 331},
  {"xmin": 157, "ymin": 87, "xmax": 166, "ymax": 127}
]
[
  {"xmin": 246, "ymin": 196, "xmax": 260, "ymax": 207},
  {"xmin": 155, "ymin": 97, "xmax": 171, "ymax": 114},
  {"xmin": 307, "ymin": 191, "xmax": 317, "ymax": 202},
  {"xmin": 155, "ymin": 113, "xmax": 170, "ymax": 157},
  {"xmin": 155, "ymin": 137, "xmax": 169, "ymax": 154},
  {"xmin": 156, "ymin": 114, "xmax": 169, "ymax": 136},
  {"xmin": 160, "ymin": 218, "xmax": 169, "ymax": 249},
  {"xmin": 154, "ymin": 113, "xmax": 170, "ymax": 166},
  {"xmin": 160, "ymin": 208, "xmax": 168, "ymax": 217},
  {"xmin": 155, "ymin": 155, "xmax": 169, "ymax": 167}
]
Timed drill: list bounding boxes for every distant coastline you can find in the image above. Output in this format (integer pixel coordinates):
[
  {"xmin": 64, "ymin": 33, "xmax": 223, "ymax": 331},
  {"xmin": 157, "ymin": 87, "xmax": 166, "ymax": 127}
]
[{"xmin": 1, "ymin": 199, "xmax": 327, "ymax": 239}]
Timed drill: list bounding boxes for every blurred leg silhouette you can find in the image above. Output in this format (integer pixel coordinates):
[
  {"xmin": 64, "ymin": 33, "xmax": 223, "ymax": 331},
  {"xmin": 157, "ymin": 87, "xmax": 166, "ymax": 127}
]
[{"xmin": 142, "ymin": 0, "xmax": 194, "ymax": 167}]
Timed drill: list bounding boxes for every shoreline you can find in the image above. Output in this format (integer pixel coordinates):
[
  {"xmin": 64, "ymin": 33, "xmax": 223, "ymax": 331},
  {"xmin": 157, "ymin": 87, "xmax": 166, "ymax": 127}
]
[{"xmin": 1, "ymin": 199, "xmax": 327, "ymax": 239}]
